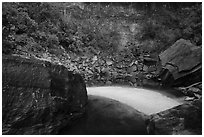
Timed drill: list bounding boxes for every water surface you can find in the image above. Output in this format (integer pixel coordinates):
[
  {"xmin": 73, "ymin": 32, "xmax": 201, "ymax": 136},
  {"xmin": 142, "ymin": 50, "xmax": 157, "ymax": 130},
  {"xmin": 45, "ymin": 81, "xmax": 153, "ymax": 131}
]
[{"xmin": 87, "ymin": 86, "xmax": 183, "ymax": 115}]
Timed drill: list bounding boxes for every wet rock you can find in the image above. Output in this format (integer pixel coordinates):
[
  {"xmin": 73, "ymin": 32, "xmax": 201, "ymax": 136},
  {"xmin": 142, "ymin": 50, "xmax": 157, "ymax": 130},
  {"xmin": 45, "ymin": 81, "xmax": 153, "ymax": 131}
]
[{"xmin": 2, "ymin": 55, "xmax": 88, "ymax": 135}]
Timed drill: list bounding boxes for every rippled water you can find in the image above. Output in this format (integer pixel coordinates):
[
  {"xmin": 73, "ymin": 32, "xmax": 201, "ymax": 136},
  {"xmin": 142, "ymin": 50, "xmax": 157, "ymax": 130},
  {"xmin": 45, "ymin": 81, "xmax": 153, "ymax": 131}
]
[{"xmin": 87, "ymin": 86, "xmax": 183, "ymax": 115}]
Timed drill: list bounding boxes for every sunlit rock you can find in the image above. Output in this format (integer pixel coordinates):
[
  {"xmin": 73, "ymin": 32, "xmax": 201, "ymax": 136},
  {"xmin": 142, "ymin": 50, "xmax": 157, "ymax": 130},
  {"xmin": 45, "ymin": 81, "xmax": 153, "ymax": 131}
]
[{"xmin": 2, "ymin": 55, "xmax": 88, "ymax": 135}]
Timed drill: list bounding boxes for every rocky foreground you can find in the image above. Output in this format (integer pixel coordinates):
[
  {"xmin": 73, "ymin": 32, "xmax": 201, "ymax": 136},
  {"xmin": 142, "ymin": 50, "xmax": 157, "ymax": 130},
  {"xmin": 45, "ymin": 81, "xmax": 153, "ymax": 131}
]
[
  {"xmin": 59, "ymin": 95, "xmax": 149, "ymax": 135},
  {"xmin": 151, "ymin": 98, "xmax": 202, "ymax": 135},
  {"xmin": 3, "ymin": 39, "xmax": 202, "ymax": 135},
  {"xmin": 2, "ymin": 55, "xmax": 88, "ymax": 134},
  {"xmin": 2, "ymin": 54, "xmax": 202, "ymax": 135}
]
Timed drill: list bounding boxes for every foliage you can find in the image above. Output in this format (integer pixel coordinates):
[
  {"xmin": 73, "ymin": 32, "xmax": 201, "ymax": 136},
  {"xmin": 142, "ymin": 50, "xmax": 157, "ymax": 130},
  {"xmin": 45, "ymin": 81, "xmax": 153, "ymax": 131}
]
[
  {"xmin": 139, "ymin": 3, "xmax": 202, "ymax": 54},
  {"xmin": 2, "ymin": 2, "xmax": 202, "ymax": 57},
  {"xmin": 2, "ymin": 2, "xmax": 62, "ymax": 54}
]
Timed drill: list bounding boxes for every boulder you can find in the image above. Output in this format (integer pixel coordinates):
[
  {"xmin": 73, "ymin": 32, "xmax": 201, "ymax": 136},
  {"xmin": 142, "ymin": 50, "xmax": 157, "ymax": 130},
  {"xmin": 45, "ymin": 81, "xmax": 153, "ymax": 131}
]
[
  {"xmin": 150, "ymin": 99, "xmax": 202, "ymax": 135},
  {"xmin": 158, "ymin": 39, "xmax": 202, "ymax": 86},
  {"xmin": 59, "ymin": 95, "xmax": 149, "ymax": 135},
  {"xmin": 2, "ymin": 55, "xmax": 88, "ymax": 135}
]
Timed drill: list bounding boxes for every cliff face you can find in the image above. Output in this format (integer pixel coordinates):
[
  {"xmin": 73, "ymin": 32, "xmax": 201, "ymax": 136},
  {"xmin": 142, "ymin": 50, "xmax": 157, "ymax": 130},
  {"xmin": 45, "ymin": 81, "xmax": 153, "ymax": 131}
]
[{"xmin": 2, "ymin": 55, "xmax": 88, "ymax": 135}]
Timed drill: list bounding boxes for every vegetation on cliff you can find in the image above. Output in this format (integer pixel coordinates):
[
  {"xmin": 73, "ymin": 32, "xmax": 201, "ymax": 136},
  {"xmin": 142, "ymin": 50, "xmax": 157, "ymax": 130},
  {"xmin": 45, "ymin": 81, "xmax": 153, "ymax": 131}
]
[
  {"xmin": 3, "ymin": 2, "xmax": 201, "ymax": 54},
  {"xmin": 2, "ymin": 2, "xmax": 202, "ymax": 86}
]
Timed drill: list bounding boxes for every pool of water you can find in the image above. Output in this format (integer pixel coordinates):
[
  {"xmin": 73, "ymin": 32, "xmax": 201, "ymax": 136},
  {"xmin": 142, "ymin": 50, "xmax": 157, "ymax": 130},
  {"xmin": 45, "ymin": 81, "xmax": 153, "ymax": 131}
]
[{"xmin": 87, "ymin": 86, "xmax": 184, "ymax": 115}]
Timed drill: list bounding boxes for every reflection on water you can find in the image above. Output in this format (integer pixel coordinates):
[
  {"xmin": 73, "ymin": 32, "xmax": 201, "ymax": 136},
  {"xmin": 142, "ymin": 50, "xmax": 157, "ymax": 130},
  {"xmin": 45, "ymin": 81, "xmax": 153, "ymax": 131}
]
[{"xmin": 87, "ymin": 86, "xmax": 183, "ymax": 115}]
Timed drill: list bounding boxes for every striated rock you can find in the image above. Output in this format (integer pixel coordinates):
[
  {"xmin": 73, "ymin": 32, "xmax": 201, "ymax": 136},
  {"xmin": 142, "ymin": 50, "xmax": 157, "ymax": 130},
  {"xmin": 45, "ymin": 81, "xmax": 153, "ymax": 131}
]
[
  {"xmin": 2, "ymin": 55, "xmax": 88, "ymax": 135},
  {"xmin": 158, "ymin": 39, "xmax": 202, "ymax": 86}
]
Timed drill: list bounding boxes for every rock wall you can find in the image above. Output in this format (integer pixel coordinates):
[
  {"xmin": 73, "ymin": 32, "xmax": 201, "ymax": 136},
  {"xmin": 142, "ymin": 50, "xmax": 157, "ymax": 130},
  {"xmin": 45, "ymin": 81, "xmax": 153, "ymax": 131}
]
[{"xmin": 2, "ymin": 55, "xmax": 88, "ymax": 135}]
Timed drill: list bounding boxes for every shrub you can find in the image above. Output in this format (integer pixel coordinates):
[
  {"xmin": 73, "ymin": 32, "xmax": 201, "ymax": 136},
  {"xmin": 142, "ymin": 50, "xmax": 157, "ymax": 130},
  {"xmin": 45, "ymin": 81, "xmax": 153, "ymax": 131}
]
[{"xmin": 139, "ymin": 3, "xmax": 201, "ymax": 54}]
